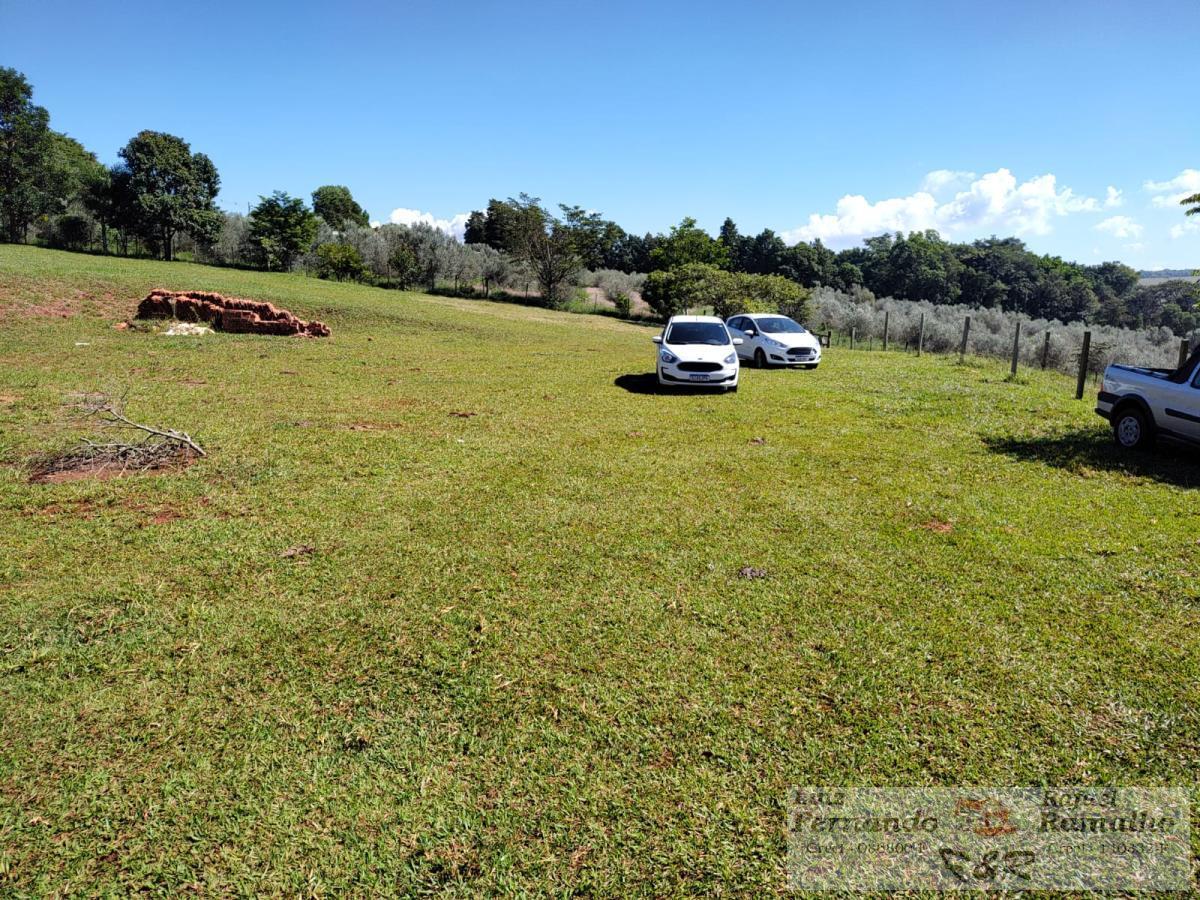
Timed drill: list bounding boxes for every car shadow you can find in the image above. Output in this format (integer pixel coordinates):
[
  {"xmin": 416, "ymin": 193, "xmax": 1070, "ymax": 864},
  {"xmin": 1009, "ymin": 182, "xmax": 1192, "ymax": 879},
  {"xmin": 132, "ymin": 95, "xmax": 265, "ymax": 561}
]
[
  {"xmin": 613, "ymin": 373, "xmax": 733, "ymax": 395},
  {"xmin": 983, "ymin": 427, "xmax": 1200, "ymax": 489}
]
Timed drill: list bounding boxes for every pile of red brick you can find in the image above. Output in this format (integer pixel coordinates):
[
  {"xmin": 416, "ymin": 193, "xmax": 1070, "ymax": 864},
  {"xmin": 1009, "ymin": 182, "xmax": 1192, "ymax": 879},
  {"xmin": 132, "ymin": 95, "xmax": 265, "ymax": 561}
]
[{"xmin": 135, "ymin": 289, "xmax": 331, "ymax": 337}]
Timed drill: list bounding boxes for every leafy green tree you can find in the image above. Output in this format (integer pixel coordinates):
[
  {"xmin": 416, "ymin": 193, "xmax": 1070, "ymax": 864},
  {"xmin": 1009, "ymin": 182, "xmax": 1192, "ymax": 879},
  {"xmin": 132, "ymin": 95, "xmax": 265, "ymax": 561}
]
[
  {"xmin": 0, "ymin": 67, "xmax": 56, "ymax": 242},
  {"xmin": 743, "ymin": 229, "xmax": 788, "ymax": 275},
  {"xmin": 54, "ymin": 214, "xmax": 92, "ymax": 250},
  {"xmin": 387, "ymin": 242, "xmax": 419, "ymax": 288},
  {"xmin": 785, "ymin": 239, "xmax": 838, "ymax": 286},
  {"xmin": 118, "ymin": 130, "xmax": 220, "ymax": 259},
  {"xmin": 485, "ymin": 196, "xmax": 579, "ymax": 306},
  {"xmin": 463, "ymin": 210, "xmax": 487, "ymax": 244},
  {"xmin": 248, "ymin": 191, "xmax": 318, "ymax": 271},
  {"xmin": 606, "ymin": 231, "xmax": 655, "ymax": 272},
  {"xmin": 643, "ymin": 263, "xmax": 731, "ymax": 319},
  {"xmin": 81, "ymin": 167, "xmax": 116, "ymax": 254},
  {"xmin": 478, "ymin": 198, "xmax": 532, "ymax": 252},
  {"xmin": 732, "ymin": 273, "xmax": 811, "ymax": 322},
  {"xmin": 1182, "ymin": 191, "xmax": 1200, "ymax": 216},
  {"xmin": 718, "ymin": 217, "xmax": 747, "ymax": 271},
  {"xmin": 315, "ymin": 243, "xmax": 366, "ymax": 281},
  {"xmin": 311, "ymin": 185, "xmax": 369, "ymax": 229},
  {"xmin": 558, "ymin": 204, "xmax": 625, "ymax": 270},
  {"xmin": 649, "ymin": 217, "xmax": 730, "ymax": 271}
]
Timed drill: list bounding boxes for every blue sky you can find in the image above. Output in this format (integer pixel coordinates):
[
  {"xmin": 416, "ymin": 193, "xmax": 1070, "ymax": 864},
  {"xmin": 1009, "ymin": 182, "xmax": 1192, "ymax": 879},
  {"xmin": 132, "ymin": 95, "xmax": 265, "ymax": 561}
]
[{"xmin": 4, "ymin": 0, "xmax": 1198, "ymax": 268}]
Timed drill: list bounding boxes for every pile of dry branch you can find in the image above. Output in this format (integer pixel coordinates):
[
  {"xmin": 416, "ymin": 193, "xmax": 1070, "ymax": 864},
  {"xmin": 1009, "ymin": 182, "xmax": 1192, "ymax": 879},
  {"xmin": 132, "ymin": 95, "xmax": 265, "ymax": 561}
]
[{"xmin": 29, "ymin": 395, "xmax": 205, "ymax": 483}]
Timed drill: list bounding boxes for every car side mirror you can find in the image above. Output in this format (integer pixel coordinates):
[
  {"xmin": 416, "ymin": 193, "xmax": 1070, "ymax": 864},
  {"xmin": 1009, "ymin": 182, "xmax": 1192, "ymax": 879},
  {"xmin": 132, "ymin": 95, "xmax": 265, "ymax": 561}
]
[
  {"xmin": 732, "ymin": 337, "xmax": 744, "ymax": 345},
  {"xmin": 651, "ymin": 335, "xmax": 662, "ymax": 344},
  {"xmin": 745, "ymin": 329, "xmax": 756, "ymax": 337}
]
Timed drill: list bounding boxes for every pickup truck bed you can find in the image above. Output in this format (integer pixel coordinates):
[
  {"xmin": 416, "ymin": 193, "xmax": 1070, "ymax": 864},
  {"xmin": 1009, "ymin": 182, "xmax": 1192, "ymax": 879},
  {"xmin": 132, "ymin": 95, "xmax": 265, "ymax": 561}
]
[{"xmin": 1096, "ymin": 347, "xmax": 1200, "ymax": 449}]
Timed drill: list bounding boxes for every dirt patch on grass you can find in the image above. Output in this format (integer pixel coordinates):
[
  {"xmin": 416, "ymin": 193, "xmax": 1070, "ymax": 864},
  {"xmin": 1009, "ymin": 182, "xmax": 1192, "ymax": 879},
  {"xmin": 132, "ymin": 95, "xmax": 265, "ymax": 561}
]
[
  {"xmin": 345, "ymin": 422, "xmax": 405, "ymax": 431},
  {"xmin": 24, "ymin": 498, "xmax": 99, "ymax": 519},
  {"xmin": 28, "ymin": 448, "xmax": 196, "ymax": 484},
  {"xmin": 0, "ymin": 287, "xmax": 129, "ymax": 322},
  {"xmin": 919, "ymin": 518, "xmax": 954, "ymax": 534}
]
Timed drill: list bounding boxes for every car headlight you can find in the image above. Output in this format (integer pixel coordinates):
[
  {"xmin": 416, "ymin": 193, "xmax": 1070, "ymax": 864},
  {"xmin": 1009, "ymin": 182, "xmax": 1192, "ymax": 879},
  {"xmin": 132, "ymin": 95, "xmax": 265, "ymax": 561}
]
[
  {"xmin": 659, "ymin": 350, "xmax": 678, "ymax": 364},
  {"xmin": 724, "ymin": 352, "xmax": 737, "ymax": 365},
  {"xmin": 764, "ymin": 337, "xmax": 786, "ymax": 349}
]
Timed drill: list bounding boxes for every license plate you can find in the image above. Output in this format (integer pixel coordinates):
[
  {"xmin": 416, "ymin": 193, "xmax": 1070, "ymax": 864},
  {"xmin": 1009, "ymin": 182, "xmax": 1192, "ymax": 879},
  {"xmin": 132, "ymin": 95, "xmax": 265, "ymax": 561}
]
[{"xmin": 688, "ymin": 374, "xmax": 711, "ymax": 381}]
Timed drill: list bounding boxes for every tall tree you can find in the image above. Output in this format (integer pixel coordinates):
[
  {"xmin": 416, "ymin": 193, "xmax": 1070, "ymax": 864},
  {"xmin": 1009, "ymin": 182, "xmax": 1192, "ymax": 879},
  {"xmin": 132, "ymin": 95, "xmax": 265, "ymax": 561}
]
[
  {"xmin": 311, "ymin": 185, "xmax": 369, "ymax": 229},
  {"xmin": 463, "ymin": 210, "xmax": 487, "ymax": 244},
  {"xmin": 118, "ymin": 130, "xmax": 220, "ymax": 259},
  {"xmin": 0, "ymin": 67, "xmax": 54, "ymax": 242},
  {"xmin": 1182, "ymin": 191, "xmax": 1200, "ymax": 216},
  {"xmin": 502, "ymin": 196, "xmax": 579, "ymax": 306},
  {"xmin": 718, "ymin": 217, "xmax": 747, "ymax": 271},
  {"xmin": 649, "ymin": 217, "xmax": 730, "ymax": 271},
  {"xmin": 248, "ymin": 191, "xmax": 318, "ymax": 271},
  {"xmin": 81, "ymin": 166, "xmax": 118, "ymax": 254},
  {"xmin": 558, "ymin": 204, "xmax": 624, "ymax": 271}
]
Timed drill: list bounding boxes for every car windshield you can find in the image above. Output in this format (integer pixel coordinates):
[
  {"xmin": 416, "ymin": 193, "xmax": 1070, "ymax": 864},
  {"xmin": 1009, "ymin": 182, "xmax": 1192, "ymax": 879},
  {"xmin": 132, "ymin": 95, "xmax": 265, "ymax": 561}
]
[
  {"xmin": 666, "ymin": 322, "xmax": 730, "ymax": 345},
  {"xmin": 754, "ymin": 317, "xmax": 805, "ymax": 334}
]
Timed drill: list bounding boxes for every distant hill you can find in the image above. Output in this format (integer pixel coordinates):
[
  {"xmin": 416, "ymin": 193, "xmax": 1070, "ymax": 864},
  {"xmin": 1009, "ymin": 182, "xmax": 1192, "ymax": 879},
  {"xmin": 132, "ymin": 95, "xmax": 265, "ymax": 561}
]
[
  {"xmin": 1139, "ymin": 268, "xmax": 1198, "ymax": 278},
  {"xmin": 1139, "ymin": 269, "xmax": 1199, "ymax": 287}
]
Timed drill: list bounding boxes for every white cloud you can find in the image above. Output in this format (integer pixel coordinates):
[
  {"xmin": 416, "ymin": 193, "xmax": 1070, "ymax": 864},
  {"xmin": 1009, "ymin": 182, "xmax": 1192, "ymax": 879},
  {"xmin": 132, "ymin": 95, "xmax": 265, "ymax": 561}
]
[
  {"xmin": 387, "ymin": 207, "xmax": 470, "ymax": 240},
  {"xmin": 1105, "ymin": 186, "xmax": 1123, "ymax": 208},
  {"xmin": 920, "ymin": 169, "xmax": 975, "ymax": 195},
  {"xmin": 1169, "ymin": 219, "xmax": 1200, "ymax": 240},
  {"xmin": 1145, "ymin": 169, "xmax": 1200, "ymax": 208},
  {"xmin": 781, "ymin": 168, "xmax": 1101, "ymax": 249},
  {"xmin": 1095, "ymin": 215, "xmax": 1143, "ymax": 239}
]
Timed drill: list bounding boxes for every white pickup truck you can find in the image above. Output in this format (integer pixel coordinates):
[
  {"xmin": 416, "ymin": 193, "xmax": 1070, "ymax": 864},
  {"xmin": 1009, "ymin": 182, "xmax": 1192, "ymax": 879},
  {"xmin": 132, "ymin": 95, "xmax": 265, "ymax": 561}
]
[{"xmin": 1096, "ymin": 347, "xmax": 1200, "ymax": 450}]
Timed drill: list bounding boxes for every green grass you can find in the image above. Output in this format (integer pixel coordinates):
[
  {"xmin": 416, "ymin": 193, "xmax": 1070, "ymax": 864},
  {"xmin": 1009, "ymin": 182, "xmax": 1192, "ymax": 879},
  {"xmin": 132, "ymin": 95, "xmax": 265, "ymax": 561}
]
[{"xmin": 1, "ymin": 245, "xmax": 1198, "ymax": 895}]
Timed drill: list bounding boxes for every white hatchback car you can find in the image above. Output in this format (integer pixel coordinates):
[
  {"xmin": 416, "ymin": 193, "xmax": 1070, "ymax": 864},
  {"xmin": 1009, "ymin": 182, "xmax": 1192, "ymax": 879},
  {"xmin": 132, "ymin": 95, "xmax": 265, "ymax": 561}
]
[
  {"xmin": 653, "ymin": 315, "xmax": 742, "ymax": 391},
  {"xmin": 726, "ymin": 313, "xmax": 822, "ymax": 369}
]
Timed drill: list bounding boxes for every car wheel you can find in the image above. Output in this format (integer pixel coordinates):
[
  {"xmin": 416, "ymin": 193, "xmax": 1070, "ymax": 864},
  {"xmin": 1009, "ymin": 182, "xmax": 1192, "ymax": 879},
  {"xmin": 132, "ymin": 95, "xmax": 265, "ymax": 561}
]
[
  {"xmin": 1113, "ymin": 406, "xmax": 1152, "ymax": 450},
  {"xmin": 753, "ymin": 348, "xmax": 767, "ymax": 368}
]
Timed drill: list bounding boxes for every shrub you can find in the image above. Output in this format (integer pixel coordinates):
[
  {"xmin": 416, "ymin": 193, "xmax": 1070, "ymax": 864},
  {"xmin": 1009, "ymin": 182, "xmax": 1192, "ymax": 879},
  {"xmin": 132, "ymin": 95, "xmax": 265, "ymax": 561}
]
[
  {"xmin": 643, "ymin": 263, "xmax": 730, "ymax": 320},
  {"xmin": 315, "ymin": 243, "xmax": 366, "ymax": 282},
  {"xmin": 611, "ymin": 291, "xmax": 632, "ymax": 317},
  {"xmin": 55, "ymin": 215, "xmax": 93, "ymax": 250}
]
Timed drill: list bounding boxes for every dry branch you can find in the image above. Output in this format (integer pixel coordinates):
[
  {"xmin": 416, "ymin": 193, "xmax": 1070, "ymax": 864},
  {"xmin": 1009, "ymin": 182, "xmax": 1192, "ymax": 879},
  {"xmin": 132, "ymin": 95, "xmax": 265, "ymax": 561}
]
[{"xmin": 29, "ymin": 394, "xmax": 205, "ymax": 481}]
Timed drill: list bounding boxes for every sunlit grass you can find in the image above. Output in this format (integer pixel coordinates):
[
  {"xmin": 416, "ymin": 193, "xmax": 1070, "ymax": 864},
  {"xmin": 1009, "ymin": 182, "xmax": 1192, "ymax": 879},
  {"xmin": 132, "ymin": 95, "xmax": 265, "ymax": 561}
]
[{"xmin": 1, "ymin": 246, "xmax": 1197, "ymax": 895}]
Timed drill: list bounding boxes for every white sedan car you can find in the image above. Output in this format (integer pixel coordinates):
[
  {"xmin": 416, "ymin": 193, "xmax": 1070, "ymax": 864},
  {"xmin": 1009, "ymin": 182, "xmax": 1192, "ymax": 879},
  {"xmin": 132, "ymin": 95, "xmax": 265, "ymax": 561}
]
[
  {"xmin": 652, "ymin": 315, "xmax": 742, "ymax": 391},
  {"xmin": 726, "ymin": 314, "xmax": 822, "ymax": 369}
]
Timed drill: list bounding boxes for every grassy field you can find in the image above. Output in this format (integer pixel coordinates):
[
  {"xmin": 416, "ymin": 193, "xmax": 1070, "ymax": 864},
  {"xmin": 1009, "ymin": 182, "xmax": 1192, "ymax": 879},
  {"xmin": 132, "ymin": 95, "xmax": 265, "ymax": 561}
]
[{"xmin": 1, "ymin": 245, "xmax": 1198, "ymax": 895}]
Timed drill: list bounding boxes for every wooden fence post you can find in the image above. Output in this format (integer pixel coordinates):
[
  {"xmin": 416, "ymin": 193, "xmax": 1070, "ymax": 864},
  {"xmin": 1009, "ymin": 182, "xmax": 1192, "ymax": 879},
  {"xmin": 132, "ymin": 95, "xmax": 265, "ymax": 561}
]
[
  {"xmin": 917, "ymin": 313, "xmax": 925, "ymax": 356},
  {"xmin": 1010, "ymin": 322, "xmax": 1021, "ymax": 377},
  {"xmin": 1179, "ymin": 338, "xmax": 1191, "ymax": 370},
  {"xmin": 883, "ymin": 311, "xmax": 890, "ymax": 351},
  {"xmin": 1075, "ymin": 331, "xmax": 1091, "ymax": 400},
  {"xmin": 1041, "ymin": 331, "xmax": 1051, "ymax": 369},
  {"xmin": 959, "ymin": 316, "xmax": 971, "ymax": 362}
]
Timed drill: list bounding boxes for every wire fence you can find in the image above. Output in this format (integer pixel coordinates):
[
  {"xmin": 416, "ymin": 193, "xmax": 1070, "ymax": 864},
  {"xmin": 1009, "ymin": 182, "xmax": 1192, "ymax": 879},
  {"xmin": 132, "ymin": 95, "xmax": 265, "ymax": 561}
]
[{"xmin": 810, "ymin": 289, "xmax": 1196, "ymax": 395}]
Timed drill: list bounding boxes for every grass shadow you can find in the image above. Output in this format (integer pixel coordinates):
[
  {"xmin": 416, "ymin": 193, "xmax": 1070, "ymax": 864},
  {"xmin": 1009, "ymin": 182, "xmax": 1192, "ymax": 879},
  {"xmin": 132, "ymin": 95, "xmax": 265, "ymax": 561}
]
[
  {"xmin": 984, "ymin": 427, "xmax": 1200, "ymax": 489},
  {"xmin": 613, "ymin": 373, "xmax": 734, "ymax": 396}
]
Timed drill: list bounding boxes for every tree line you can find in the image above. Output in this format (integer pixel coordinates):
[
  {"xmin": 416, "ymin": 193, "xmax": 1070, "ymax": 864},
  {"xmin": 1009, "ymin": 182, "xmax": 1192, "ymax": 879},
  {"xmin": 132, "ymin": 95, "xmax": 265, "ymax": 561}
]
[{"xmin": 3, "ymin": 65, "xmax": 1197, "ymax": 331}]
